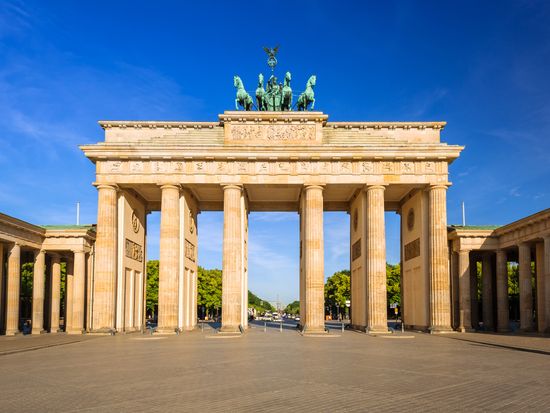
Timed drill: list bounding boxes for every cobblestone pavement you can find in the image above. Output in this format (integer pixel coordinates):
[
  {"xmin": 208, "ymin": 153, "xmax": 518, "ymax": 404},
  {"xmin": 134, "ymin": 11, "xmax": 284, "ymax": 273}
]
[{"xmin": 1, "ymin": 325, "xmax": 549, "ymax": 412}]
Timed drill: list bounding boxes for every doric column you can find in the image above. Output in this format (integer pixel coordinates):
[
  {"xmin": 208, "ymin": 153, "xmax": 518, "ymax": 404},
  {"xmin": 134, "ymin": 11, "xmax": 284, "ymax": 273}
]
[
  {"xmin": 302, "ymin": 185, "xmax": 325, "ymax": 334},
  {"xmin": 428, "ymin": 184, "xmax": 452, "ymax": 332},
  {"xmin": 91, "ymin": 184, "xmax": 118, "ymax": 332},
  {"xmin": 365, "ymin": 185, "xmax": 387, "ymax": 333},
  {"xmin": 518, "ymin": 243, "xmax": 533, "ymax": 331},
  {"xmin": 544, "ymin": 235, "xmax": 550, "ymax": 333},
  {"xmin": 481, "ymin": 253, "xmax": 494, "ymax": 330},
  {"xmin": 65, "ymin": 257, "xmax": 74, "ymax": 332},
  {"xmin": 0, "ymin": 243, "xmax": 4, "ymax": 332},
  {"xmin": 68, "ymin": 250, "xmax": 86, "ymax": 334},
  {"xmin": 458, "ymin": 249, "xmax": 472, "ymax": 332},
  {"xmin": 221, "ymin": 185, "xmax": 244, "ymax": 333},
  {"xmin": 50, "ymin": 254, "xmax": 61, "ymax": 333},
  {"xmin": 495, "ymin": 249, "xmax": 509, "ymax": 332},
  {"xmin": 5, "ymin": 243, "xmax": 21, "ymax": 336},
  {"xmin": 157, "ymin": 184, "xmax": 181, "ymax": 333},
  {"xmin": 31, "ymin": 250, "xmax": 46, "ymax": 334}
]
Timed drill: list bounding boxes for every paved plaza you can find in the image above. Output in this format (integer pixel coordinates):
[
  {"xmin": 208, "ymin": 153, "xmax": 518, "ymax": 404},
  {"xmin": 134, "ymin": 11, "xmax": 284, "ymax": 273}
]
[{"xmin": 1, "ymin": 325, "xmax": 549, "ymax": 412}]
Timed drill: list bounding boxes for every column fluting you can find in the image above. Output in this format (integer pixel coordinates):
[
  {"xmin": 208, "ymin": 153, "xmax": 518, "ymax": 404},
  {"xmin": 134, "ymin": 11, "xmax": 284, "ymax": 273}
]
[
  {"xmin": 481, "ymin": 253, "xmax": 494, "ymax": 330},
  {"xmin": 5, "ymin": 243, "xmax": 21, "ymax": 335},
  {"xmin": 518, "ymin": 243, "xmax": 533, "ymax": 331},
  {"xmin": 50, "ymin": 254, "xmax": 61, "ymax": 333},
  {"xmin": 221, "ymin": 184, "xmax": 243, "ymax": 333},
  {"xmin": 92, "ymin": 184, "xmax": 118, "ymax": 332},
  {"xmin": 69, "ymin": 250, "xmax": 86, "ymax": 334},
  {"xmin": 158, "ymin": 184, "xmax": 181, "ymax": 333},
  {"xmin": 428, "ymin": 185, "xmax": 452, "ymax": 332},
  {"xmin": 32, "ymin": 250, "xmax": 46, "ymax": 334},
  {"xmin": 303, "ymin": 185, "xmax": 325, "ymax": 333},
  {"xmin": 458, "ymin": 249, "xmax": 472, "ymax": 332},
  {"xmin": 495, "ymin": 249, "xmax": 509, "ymax": 332},
  {"xmin": 365, "ymin": 185, "xmax": 388, "ymax": 333}
]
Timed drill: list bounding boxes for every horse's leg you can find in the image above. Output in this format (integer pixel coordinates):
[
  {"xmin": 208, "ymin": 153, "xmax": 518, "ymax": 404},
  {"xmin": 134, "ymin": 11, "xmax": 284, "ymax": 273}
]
[
  {"xmin": 311, "ymin": 97, "xmax": 315, "ymax": 110},
  {"xmin": 235, "ymin": 98, "xmax": 239, "ymax": 110}
]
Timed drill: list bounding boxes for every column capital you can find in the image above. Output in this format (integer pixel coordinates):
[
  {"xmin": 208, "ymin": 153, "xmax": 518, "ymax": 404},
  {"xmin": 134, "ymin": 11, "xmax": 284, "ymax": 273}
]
[
  {"xmin": 35, "ymin": 249, "xmax": 46, "ymax": 257},
  {"xmin": 458, "ymin": 248, "xmax": 471, "ymax": 254},
  {"xmin": 542, "ymin": 234, "xmax": 550, "ymax": 242},
  {"xmin": 94, "ymin": 183, "xmax": 119, "ymax": 191},
  {"xmin": 72, "ymin": 249, "xmax": 86, "ymax": 255},
  {"xmin": 303, "ymin": 184, "xmax": 325, "ymax": 191},
  {"xmin": 427, "ymin": 183, "xmax": 449, "ymax": 191},
  {"xmin": 364, "ymin": 184, "xmax": 387, "ymax": 191},
  {"xmin": 221, "ymin": 184, "xmax": 243, "ymax": 191},
  {"xmin": 159, "ymin": 183, "xmax": 181, "ymax": 191}
]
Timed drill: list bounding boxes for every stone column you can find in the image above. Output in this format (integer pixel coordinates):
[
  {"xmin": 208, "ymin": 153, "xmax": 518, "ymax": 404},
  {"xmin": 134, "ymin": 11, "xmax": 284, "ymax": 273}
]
[
  {"xmin": 302, "ymin": 185, "xmax": 325, "ymax": 334},
  {"xmin": 65, "ymin": 257, "xmax": 74, "ymax": 332},
  {"xmin": 0, "ymin": 243, "xmax": 4, "ymax": 332},
  {"xmin": 365, "ymin": 185, "xmax": 388, "ymax": 333},
  {"xmin": 92, "ymin": 184, "xmax": 118, "ymax": 332},
  {"xmin": 5, "ymin": 243, "xmax": 21, "ymax": 336},
  {"xmin": 518, "ymin": 243, "xmax": 533, "ymax": 331},
  {"xmin": 32, "ymin": 250, "xmax": 46, "ymax": 334},
  {"xmin": 69, "ymin": 250, "xmax": 86, "ymax": 334},
  {"xmin": 544, "ymin": 236, "xmax": 550, "ymax": 333},
  {"xmin": 458, "ymin": 249, "xmax": 472, "ymax": 332},
  {"xmin": 495, "ymin": 249, "xmax": 509, "ymax": 332},
  {"xmin": 428, "ymin": 185, "xmax": 452, "ymax": 332},
  {"xmin": 157, "ymin": 184, "xmax": 180, "ymax": 333},
  {"xmin": 481, "ymin": 253, "xmax": 494, "ymax": 330},
  {"xmin": 50, "ymin": 254, "xmax": 61, "ymax": 333},
  {"xmin": 535, "ymin": 243, "xmax": 545, "ymax": 333},
  {"xmin": 221, "ymin": 185, "xmax": 243, "ymax": 333}
]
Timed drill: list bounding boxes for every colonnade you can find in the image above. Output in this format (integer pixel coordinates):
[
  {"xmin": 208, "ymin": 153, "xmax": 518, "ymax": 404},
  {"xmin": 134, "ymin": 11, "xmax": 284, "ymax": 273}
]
[
  {"xmin": 0, "ymin": 244, "xmax": 91, "ymax": 335},
  {"xmin": 454, "ymin": 235, "xmax": 550, "ymax": 333}
]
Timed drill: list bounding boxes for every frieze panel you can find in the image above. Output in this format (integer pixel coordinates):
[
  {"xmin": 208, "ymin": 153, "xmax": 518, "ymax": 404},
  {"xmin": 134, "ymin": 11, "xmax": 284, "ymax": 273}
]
[
  {"xmin": 228, "ymin": 124, "xmax": 316, "ymax": 142},
  {"xmin": 100, "ymin": 160, "xmax": 447, "ymax": 177},
  {"xmin": 185, "ymin": 239, "xmax": 196, "ymax": 262},
  {"xmin": 125, "ymin": 238, "xmax": 143, "ymax": 262}
]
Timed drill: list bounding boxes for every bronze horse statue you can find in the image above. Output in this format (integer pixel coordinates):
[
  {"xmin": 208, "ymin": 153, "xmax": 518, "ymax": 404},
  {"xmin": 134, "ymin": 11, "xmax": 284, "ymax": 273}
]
[
  {"xmin": 281, "ymin": 72, "xmax": 292, "ymax": 111},
  {"xmin": 234, "ymin": 75, "xmax": 253, "ymax": 111},
  {"xmin": 297, "ymin": 75, "xmax": 316, "ymax": 111}
]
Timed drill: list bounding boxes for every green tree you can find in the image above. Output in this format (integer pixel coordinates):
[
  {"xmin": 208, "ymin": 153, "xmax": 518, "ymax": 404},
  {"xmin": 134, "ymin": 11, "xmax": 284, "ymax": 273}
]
[
  {"xmin": 386, "ymin": 263, "xmax": 401, "ymax": 306},
  {"xmin": 325, "ymin": 270, "xmax": 351, "ymax": 316},
  {"xmin": 284, "ymin": 300, "xmax": 300, "ymax": 315},
  {"xmin": 146, "ymin": 260, "xmax": 159, "ymax": 317},
  {"xmin": 248, "ymin": 291, "xmax": 275, "ymax": 313},
  {"xmin": 197, "ymin": 266, "xmax": 222, "ymax": 318}
]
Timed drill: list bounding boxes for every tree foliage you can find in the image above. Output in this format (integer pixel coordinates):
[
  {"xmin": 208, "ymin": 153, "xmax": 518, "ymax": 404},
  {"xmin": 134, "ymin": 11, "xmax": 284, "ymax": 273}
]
[
  {"xmin": 248, "ymin": 290, "xmax": 275, "ymax": 313},
  {"xmin": 197, "ymin": 266, "xmax": 222, "ymax": 314},
  {"xmin": 386, "ymin": 263, "xmax": 401, "ymax": 306},
  {"xmin": 146, "ymin": 260, "xmax": 159, "ymax": 316},
  {"xmin": 284, "ymin": 300, "xmax": 300, "ymax": 314},
  {"xmin": 324, "ymin": 270, "xmax": 350, "ymax": 308}
]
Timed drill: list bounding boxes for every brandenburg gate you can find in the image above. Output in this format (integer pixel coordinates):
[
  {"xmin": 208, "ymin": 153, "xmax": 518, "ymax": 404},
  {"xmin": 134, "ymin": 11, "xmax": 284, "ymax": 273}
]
[{"xmin": 81, "ymin": 110, "xmax": 463, "ymax": 334}]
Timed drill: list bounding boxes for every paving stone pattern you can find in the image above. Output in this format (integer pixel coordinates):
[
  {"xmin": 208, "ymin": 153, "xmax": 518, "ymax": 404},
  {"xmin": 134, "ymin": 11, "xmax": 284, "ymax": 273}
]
[{"xmin": 1, "ymin": 325, "xmax": 549, "ymax": 412}]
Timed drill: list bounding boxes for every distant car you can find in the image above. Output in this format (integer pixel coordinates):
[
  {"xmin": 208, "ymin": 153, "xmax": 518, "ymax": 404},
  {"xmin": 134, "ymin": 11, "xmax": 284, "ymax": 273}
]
[{"xmin": 294, "ymin": 316, "xmax": 300, "ymax": 322}]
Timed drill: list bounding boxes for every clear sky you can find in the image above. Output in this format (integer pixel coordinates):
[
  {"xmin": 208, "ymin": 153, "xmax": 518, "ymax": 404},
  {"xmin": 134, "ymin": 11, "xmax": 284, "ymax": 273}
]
[{"xmin": 1, "ymin": 1, "xmax": 549, "ymax": 305}]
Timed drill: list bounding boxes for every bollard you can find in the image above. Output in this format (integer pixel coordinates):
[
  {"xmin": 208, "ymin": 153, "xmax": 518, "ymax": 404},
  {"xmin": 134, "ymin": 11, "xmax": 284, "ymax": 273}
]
[
  {"xmin": 280, "ymin": 319, "xmax": 283, "ymax": 333},
  {"xmin": 201, "ymin": 321, "xmax": 204, "ymax": 332},
  {"xmin": 341, "ymin": 321, "xmax": 344, "ymax": 333},
  {"xmin": 264, "ymin": 321, "xmax": 267, "ymax": 333},
  {"xmin": 401, "ymin": 321, "xmax": 404, "ymax": 333}
]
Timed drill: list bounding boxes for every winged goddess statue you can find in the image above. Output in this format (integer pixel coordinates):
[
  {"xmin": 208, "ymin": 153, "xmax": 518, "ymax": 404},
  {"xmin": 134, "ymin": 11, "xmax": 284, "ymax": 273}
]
[{"xmin": 263, "ymin": 45, "xmax": 279, "ymax": 71}]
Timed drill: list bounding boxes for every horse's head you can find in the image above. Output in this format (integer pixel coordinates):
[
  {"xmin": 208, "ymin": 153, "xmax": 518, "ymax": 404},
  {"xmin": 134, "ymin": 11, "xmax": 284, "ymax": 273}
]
[
  {"xmin": 308, "ymin": 75, "xmax": 316, "ymax": 87},
  {"xmin": 285, "ymin": 71, "xmax": 292, "ymax": 84},
  {"xmin": 258, "ymin": 73, "xmax": 264, "ymax": 86},
  {"xmin": 234, "ymin": 76, "xmax": 241, "ymax": 88}
]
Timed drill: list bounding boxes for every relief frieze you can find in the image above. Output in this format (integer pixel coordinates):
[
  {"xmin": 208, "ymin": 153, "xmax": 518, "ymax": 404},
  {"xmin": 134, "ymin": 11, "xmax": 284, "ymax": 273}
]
[{"xmin": 101, "ymin": 160, "xmax": 445, "ymax": 176}]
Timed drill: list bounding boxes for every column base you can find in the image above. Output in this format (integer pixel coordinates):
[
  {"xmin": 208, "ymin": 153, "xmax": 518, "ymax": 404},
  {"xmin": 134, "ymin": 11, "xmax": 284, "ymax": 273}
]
[
  {"xmin": 155, "ymin": 327, "xmax": 179, "ymax": 335},
  {"xmin": 67, "ymin": 329, "xmax": 85, "ymax": 335},
  {"xmin": 4, "ymin": 329, "xmax": 20, "ymax": 336},
  {"xmin": 219, "ymin": 325, "xmax": 242, "ymax": 334},
  {"xmin": 367, "ymin": 327, "xmax": 391, "ymax": 335},
  {"xmin": 31, "ymin": 328, "xmax": 47, "ymax": 335},
  {"xmin": 302, "ymin": 325, "xmax": 327, "ymax": 335},
  {"xmin": 429, "ymin": 326, "xmax": 455, "ymax": 334}
]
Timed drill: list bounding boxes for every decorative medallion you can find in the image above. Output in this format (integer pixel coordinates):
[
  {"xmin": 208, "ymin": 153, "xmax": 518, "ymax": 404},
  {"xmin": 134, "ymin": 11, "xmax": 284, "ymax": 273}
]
[
  {"xmin": 131, "ymin": 211, "xmax": 140, "ymax": 233},
  {"xmin": 407, "ymin": 208, "xmax": 415, "ymax": 232}
]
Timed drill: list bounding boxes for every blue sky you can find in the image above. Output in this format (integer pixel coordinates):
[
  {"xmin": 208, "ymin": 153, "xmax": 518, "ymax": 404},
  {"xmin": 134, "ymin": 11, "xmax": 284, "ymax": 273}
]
[{"xmin": 1, "ymin": 1, "xmax": 549, "ymax": 305}]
